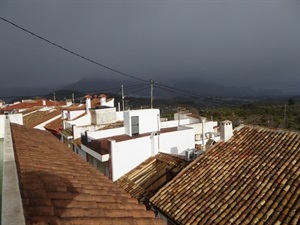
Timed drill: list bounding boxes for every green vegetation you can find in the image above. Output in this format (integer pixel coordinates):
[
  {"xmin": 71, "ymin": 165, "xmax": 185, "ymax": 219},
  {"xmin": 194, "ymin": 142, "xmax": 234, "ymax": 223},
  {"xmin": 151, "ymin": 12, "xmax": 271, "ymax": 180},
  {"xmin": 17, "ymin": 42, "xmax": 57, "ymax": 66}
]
[{"xmin": 199, "ymin": 100, "xmax": 300, "ymax": 132}]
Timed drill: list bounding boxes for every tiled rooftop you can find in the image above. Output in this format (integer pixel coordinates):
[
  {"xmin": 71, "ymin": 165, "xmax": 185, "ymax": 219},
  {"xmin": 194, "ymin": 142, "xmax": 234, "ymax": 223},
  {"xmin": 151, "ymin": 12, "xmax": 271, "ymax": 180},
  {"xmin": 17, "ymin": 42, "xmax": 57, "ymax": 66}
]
[
  {"xmin": 44, "ymin": 116, "xmax": 63, "ymax": 134},
  {"xmin": 3, "ymin": 99, "xmax": 64, "ymax": 111},
  {"xmin": 150, "ymin": 126, "xmax": 300, "ymax": 225},
  {"xmin": 23, "ymin": 110, "xmax": 61, "ymax": 128},
  {"xmin": 11, "ymin": 123, "xmax": 164, "ymax": 225},
  {"xmin": 116, "ymin": 153, "xmax": 189, "ymax": 208}
]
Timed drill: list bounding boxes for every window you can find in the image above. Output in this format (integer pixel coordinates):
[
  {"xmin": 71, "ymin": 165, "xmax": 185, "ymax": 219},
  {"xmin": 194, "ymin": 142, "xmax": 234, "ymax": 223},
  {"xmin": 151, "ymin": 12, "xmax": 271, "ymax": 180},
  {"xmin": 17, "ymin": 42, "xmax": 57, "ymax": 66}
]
[{"xmin": 131, "ymin": 116, "xmax": 139, "ymax": 135}]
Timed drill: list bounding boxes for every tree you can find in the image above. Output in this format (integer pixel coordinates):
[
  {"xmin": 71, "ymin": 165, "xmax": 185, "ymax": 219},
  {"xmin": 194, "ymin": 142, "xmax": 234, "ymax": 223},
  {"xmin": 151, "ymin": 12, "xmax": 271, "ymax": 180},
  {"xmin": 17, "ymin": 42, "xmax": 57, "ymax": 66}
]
[{"xmin": 288, "ymin": 98, "xmax": 295, "ymax": 105}]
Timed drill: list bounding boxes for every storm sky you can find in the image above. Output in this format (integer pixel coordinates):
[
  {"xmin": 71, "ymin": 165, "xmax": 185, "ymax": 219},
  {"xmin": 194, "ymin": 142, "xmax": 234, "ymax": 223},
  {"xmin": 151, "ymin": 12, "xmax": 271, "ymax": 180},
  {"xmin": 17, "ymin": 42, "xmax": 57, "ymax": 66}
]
[{"xmin": 0, "ymin": 0, "xmax": 299, "ymax": 95}]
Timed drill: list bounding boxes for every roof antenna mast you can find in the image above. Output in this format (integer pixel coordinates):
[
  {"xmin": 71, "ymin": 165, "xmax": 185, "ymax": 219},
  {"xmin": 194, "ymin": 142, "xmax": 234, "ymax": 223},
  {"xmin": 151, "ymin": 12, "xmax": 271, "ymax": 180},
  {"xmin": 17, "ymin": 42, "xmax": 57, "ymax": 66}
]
[{"xmin": 150, "ymin": 80, "xmax": 154, "ymax": 109}]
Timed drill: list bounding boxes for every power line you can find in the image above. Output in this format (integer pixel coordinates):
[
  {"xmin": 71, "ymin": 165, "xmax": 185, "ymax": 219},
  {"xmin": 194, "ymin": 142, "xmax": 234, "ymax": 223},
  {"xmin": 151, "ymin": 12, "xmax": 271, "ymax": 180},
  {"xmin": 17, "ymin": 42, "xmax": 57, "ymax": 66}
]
[
  {"xmin": 126, "ymin": 86, "xmax": 149, "ymax": 96},
  {"xmin": 155, "ymin": 85, "xmax": 199, "ymax": 100},
  {"xmin": 0, "ymin": 17, "xmax": 148, "ymax": 83},
  {"xmin": 155, "ymin": 82, "xmax": 208, "ymax": 99},
  {"xmin": 0, "ymin": 83, "xmax": 148, "ymax": 100},
  {"xmin": 1, "ymin": 17, "xmax": 214, "ymax": 103}
]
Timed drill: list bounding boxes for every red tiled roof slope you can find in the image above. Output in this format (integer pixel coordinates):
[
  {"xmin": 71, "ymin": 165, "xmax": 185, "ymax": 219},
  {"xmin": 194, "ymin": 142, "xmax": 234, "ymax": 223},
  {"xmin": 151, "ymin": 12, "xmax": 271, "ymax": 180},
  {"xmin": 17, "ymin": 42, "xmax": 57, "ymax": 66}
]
[
  {"xmin": 4, "ymin": 99, "xmax": 64, "ymax": 111},
  {"xmin": 116, "ymin": 153, "xmax": 189, "ymax": 206},
  {"xmin": 150, "ymin": 126, "xmax": 300, "ymax": 225},
  {"xmin": 11, "ymin": 123, "xmax": 164, "ymax": 225},
  {"xmin": 23, "ymin": 110, "xmax": 61, "ymax": 128},
  {"xmin": 44, "ymin": 116, "xmax": 63, "ymax": 133}
]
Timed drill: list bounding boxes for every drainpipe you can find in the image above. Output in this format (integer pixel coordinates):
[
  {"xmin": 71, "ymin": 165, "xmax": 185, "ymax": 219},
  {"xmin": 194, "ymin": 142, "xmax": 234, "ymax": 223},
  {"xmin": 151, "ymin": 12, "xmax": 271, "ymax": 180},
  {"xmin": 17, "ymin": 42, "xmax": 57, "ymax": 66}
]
[{"xmin": 201, "ymin": 117, "xmax": 206, "ymax": 151}]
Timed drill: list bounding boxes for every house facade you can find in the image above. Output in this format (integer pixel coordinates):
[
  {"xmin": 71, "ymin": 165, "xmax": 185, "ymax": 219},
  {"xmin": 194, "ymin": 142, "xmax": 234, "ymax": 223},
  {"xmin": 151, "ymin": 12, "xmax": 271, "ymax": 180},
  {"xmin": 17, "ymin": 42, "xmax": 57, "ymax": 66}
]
[
  {"xmin": 150, "ymin": 126, "xmax": 300, "ymax": 225},
  {"xmin": 77, "ymin": 108, "xmax": 221, "ymax": 181}
]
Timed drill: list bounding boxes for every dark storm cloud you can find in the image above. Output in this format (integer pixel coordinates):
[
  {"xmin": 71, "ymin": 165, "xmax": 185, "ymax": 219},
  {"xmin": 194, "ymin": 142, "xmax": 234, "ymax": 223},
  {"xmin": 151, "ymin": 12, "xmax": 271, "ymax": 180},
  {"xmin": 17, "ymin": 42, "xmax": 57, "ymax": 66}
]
[{"xmin": 0, "ymin": 0, "xmax": 299, "ymax": 94}]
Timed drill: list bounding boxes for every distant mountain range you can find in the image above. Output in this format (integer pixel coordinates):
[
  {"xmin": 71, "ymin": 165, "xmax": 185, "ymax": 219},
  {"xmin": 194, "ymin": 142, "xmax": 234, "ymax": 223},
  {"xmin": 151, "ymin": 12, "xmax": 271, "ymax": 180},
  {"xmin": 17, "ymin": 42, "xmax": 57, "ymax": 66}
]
[
  {"xmin": 1, "ymin": 77, "xmax": 297, "ymax": 103},
  {"xmin": 62, "ymin": 77, "xmax": 287, "ymax": 99}
]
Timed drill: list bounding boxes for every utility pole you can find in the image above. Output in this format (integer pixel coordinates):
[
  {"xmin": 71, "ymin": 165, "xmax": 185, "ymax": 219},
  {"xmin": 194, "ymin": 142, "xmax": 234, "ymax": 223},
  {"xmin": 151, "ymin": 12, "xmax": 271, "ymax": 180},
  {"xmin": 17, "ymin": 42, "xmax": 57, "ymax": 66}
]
[
  {"xmin": 201, "ymin": 117, "xmax": 206, "ymax": 151},
  {"xmin": 150, "ymin": 80, "xmax": 154, "ymax": 108},
  {"xmin": 72, "ymin": 93, "xmax": 75, "ymax": 104},
  {"xmin": 121, "ymin": 85, "xmax": 125, "ymax": 111},
  {"xmin": 53, "ymin": 92, "xmax": 56, "ymax": 107},
  {"xmin": 284, "ymin": 104, "xmax": 287, "ymax": 126}
]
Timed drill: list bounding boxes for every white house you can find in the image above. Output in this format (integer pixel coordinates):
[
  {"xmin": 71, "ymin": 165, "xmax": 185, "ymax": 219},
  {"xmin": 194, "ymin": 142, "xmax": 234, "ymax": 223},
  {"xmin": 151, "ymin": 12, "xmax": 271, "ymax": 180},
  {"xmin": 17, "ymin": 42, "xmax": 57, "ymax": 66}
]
[
  {"xmin": 68, "ymin": 105, "xmax": 233, "ymax": 182},
  {"xmin": 0, "ymin": 113, "xmax": 23, "ymax": 138},
  {"xmin": 60, "ymin": 94, "xmax": 120, "ymax": 148},
  {"xmin": 79, "ymin": 108, "xmax": 196, "ymax": 181},
  {"xmin": 161, "ymin": 112, "xmax": 220, "ymax": 149}
]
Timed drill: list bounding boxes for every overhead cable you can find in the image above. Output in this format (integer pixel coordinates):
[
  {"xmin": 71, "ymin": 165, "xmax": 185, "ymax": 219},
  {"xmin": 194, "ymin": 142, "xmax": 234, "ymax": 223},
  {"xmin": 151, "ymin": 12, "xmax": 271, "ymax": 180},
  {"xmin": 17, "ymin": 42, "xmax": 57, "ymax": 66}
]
[
  {"xmin": 0, "ymin": 17, "xmax": 148, "ymax": 83},
  {"xmin": 1, "ymin": 17, "xmax": 211, "ymax": 101}
]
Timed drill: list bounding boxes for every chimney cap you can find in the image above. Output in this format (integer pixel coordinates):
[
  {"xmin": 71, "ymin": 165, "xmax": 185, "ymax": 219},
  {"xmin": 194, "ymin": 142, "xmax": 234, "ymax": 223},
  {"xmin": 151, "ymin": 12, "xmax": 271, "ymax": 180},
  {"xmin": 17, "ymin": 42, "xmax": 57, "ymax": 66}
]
[
  {"xmin": 99, "ymin": 94, "xmax": 107, "ymax": 98},
  {"xmin": 84, "ymin": 95, "xmax": 92, "ymax": 99}
]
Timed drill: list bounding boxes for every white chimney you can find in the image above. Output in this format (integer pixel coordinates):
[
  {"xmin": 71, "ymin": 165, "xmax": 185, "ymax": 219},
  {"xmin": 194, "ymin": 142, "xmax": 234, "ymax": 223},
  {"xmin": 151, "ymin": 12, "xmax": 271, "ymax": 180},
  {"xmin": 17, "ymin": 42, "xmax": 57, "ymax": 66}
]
[
  {"xmin": 99, "ymin": 94, "xmax": 107, "ymax": 106},
  {"xmin": 84, "ymin": 95, "xmax": 92, "ymax": 112},
  {"xmin": 66, "ymin": 99, "xmax": 72, "ymax": 106},
  {"xmin": 220, "ymin": 120, "xmax": 233, "ymax": 142},
  {"xmin": 42, "ymin": 99, "xmax": 46, "ymax": 106}
]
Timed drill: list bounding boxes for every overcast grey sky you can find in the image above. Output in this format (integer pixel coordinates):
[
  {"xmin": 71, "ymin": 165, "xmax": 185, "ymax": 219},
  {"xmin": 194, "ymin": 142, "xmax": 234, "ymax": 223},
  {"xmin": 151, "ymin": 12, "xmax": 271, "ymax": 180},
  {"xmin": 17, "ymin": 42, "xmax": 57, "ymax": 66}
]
[{"xmin": 0, "ymin": 0, "xmax": 299, "ymax": 95}]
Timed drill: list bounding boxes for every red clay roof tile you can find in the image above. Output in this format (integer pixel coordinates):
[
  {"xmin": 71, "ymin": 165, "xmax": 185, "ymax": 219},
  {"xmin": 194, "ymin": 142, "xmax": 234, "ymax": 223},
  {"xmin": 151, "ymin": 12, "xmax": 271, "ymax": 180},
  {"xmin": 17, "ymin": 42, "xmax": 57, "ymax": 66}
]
[
  {"xmin": 23, "ymin": 110, "xmax": 61, "ymax": 128},
  {"xmin": 116, "ymin": 153, "xmax": 189, "ymax": 207},
  {"xmin": 150, "ymin": 126, "xmax": 300, "ymax": 225},
  {"xmin": 3, "ymin": 99, "xmax": 64, "ymax": 111},
  {"xmin": 11, "ymin": 123, "xmax": 164, "ymax": 225}
]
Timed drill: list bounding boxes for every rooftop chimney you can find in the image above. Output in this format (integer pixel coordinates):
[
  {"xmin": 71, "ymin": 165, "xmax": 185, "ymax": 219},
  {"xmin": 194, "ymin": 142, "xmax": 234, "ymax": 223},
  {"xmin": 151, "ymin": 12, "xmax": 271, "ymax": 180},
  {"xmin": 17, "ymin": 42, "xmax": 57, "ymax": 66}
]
[
  {"xmin": 84, "ymin": 95, "xmax": 92, "ymax": 112},
  {"xmin": 66, "ymin": 99, "xmax": 72, "ymax": 107},
  {"xmin": 220, "ymin": 120, "xmax": 233, "ymax": 142},
  {"xmin": 99, "ymin": 94, "xmax": 107, "ymax": 106}
]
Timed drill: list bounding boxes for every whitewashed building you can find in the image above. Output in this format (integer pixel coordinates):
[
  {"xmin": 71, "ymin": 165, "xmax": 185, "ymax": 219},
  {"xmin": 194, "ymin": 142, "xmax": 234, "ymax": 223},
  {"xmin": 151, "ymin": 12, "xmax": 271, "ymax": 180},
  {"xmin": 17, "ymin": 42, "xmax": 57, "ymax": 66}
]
[
  {"xmin": 79, "ymin": 109, "xmax": 197, "ymax": 181},
  {"xmin": 60, "ymin": 94, "xmax": 121, "ymax": 148}
]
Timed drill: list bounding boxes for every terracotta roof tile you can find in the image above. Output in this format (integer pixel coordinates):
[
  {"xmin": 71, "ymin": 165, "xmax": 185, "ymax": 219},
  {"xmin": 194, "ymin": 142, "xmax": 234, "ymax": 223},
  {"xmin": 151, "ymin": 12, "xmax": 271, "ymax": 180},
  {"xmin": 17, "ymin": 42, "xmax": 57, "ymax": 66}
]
[
  {"xmin": 44, "ymin": 116, "xmax": 63, "ymax": 133},
  {"xmin": 23, "ymin": 110, "xmax": 61, "ymax": 127},
  {"xmin": 150, "ymin": 126, "xmax": 300, "ymax": 225},
  {"xmin": 116, "ymin": 153, "xmax": 189, "ymax": 208},
  {"xmin": 3, "ymin": 99, "xmax": 64, "ymax": 111},
  {"xmin": 11, "ymin": 123, "xmax": 164, "ymax": 225}
]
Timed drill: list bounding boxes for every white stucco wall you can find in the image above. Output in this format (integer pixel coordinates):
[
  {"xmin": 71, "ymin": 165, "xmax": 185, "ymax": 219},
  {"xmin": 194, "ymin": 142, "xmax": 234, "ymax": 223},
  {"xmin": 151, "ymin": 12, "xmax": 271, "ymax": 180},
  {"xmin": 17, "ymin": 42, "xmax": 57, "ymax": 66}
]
[
  {"xmin": 68, "ymin": 110, "xmax": 86, "ymax": 120},
  {"xmin": 0, "ymin": 115, "xmax": 5, "ymax": 138},
  {"xmin": 159, "ymin": 127, "xmax": 195, "ymax": 155},
  {"xmin": 62, "ymin": 110, "xmax": 68, "ymax": 119},
  {"xmin": 110, "ymin": 137, "xmax": 152, "ymax": 181},
  {"xmin": 102, "ymin": 98, "xmax": 114, "ymax": 107},
  {"xmin": 116, "ymin": 111, "xmax": 124, "ymax": 121},
  {"xmin": 2, "ymin": 114, "xmax": 23, "ymax": 137},
  {"xmin": 90, "ymin": 107, "xmax": 116, "ymax": 125},
  {"xmin": 10, "ymin": 114, "xmax": 23, "ymax": 125},
  {"xmin": 86, "ymin": 127, "xmax": 125, "ymax": 141},
  {"xmin": 160, "ymin": 119, "xmax": 192, "ymax": 129},
  {"xmin": 67, "ymin": 113, "xmax": 91, "ymax": 126},
  {"xmin": 110, "ymin": 125, "xmax": 195, "ymax": 181},
  {"xmin": 184, "ymin": 121, "xmax": 218, "ymax": 135},
  {"xmin": 124, "ymin": 109, "xmax": 160, "ymax": 136},
  {"xmin": 73, "ymin": 124, "xmax": 105, "ymax": 139},
  {"xmin": 81, "ymin": 145, "xmax": 109, "ymax": 162}
]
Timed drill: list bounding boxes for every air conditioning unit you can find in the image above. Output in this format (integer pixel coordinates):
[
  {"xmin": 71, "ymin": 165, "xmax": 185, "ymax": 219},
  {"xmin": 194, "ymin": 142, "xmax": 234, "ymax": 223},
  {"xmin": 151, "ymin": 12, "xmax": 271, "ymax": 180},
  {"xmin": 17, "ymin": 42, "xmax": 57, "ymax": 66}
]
[
  {"xmin": 185, "ymin": 149, "xmax": 205, "ymax": 161},
  {"xmin": 185, "ymin": 149, "xmax": 195, "ymax": 161}
]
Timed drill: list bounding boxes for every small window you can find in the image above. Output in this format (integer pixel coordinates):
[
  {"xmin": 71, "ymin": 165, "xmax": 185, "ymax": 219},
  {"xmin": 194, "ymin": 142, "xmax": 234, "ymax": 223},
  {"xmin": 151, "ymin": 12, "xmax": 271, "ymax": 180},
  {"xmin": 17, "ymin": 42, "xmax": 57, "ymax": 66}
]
[{"xmin": 131, "ymin": 116, "xmax": 139, "ymax": 135}]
